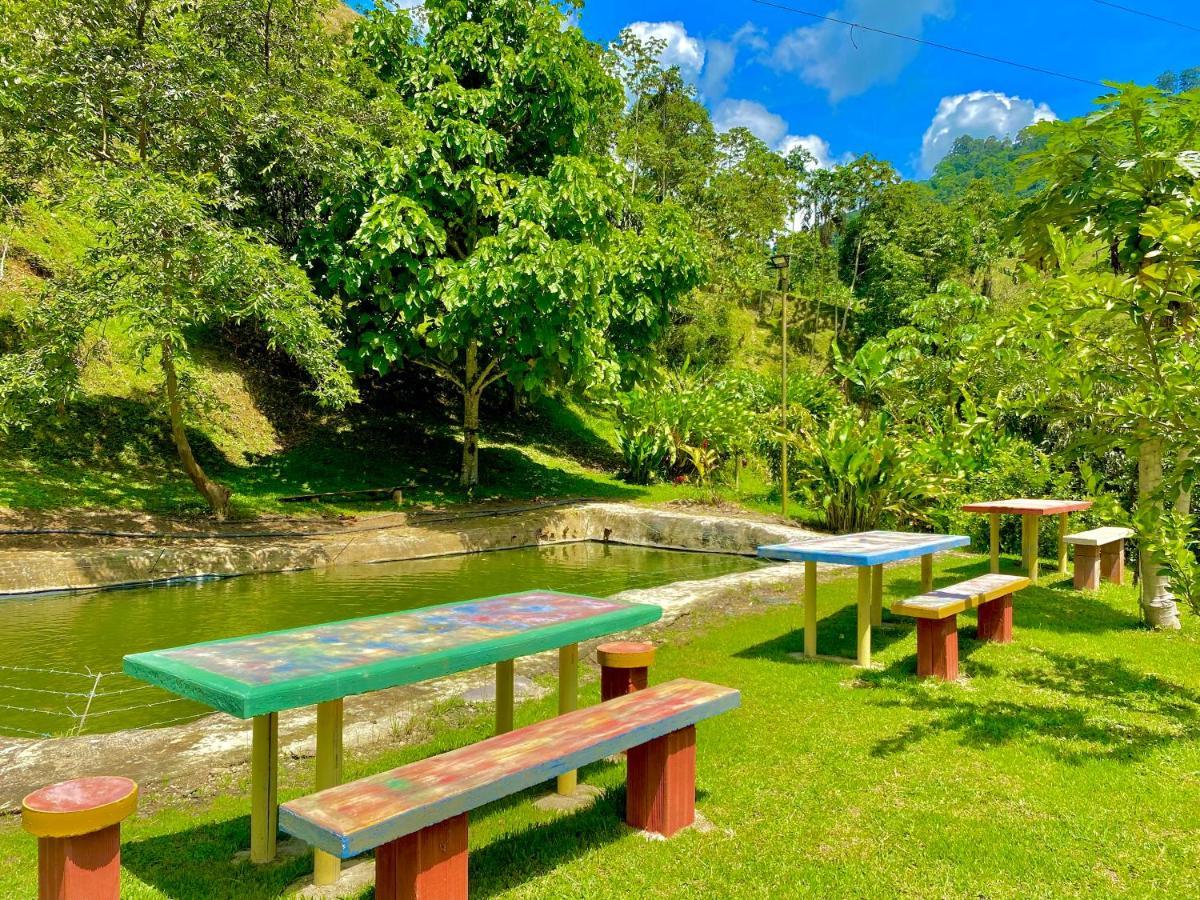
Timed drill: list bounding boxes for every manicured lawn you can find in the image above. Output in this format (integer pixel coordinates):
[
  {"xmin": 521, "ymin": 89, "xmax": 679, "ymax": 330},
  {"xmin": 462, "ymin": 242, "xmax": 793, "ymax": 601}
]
[{"xmin": 4, "ymin": 554, "xmax": 1198, "ymax": 897}]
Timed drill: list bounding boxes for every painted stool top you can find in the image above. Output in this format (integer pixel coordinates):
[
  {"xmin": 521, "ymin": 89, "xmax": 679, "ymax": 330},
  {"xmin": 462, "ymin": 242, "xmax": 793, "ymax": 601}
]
[{"xmin": 22, "ymin": 776, "xmax": 138, "ymax": 838}]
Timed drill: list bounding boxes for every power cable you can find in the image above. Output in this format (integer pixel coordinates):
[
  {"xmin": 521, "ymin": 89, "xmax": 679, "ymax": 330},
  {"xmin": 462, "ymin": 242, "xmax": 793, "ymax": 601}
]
[
  {"xmin": 749, "ymin": 0, "xmax": 1107, "ymax": 89},
  {"xmin": 1089, "ymin": 0, "xmax": 1200, "ymax": 35}
]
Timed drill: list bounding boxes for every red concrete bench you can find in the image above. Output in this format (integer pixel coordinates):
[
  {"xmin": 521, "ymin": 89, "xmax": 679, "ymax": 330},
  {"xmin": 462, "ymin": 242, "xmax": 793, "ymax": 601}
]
[
  {"xmin": 891, "ymin": 574, "xmax": 1030, "ymax": 680},
  {"xmin": 1064, "ymin": 527, "xmax": 1133, "ymax": 590},
  {"xmin": 279, "ymin": 679, "xmax": 739, "ymax": 899}
]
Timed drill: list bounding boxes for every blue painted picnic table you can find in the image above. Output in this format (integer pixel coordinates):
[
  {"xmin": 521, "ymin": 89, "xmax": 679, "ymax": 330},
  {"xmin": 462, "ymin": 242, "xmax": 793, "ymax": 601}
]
[
  {"xmin": 758, "ymin": 531, "xmax": 970, "ymax": 666},
  {"xmin": 123, "ymin": 590, "xmax": 662, "ymax": 868}
]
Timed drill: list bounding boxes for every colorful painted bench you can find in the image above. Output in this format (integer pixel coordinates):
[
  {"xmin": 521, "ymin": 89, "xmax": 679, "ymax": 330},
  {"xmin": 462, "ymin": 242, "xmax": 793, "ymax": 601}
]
[
  {"xmin": 1065, "ymin": 527, "xmax": 1133, "ymax": 590},
  {"xmin": 280, "ymin": 679, "xmax": 739, "ymax": 899},
  {"xmin": 891, "ymin": 574, "xmax": 1030, "ymax": 680}
]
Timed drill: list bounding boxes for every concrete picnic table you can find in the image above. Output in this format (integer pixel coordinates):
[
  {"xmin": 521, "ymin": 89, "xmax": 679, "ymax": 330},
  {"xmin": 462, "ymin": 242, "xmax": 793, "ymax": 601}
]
[
  {"xmin": 961, "ymin": 499, "xmax": 1093, "ymax": 583},
  {"xmin": 757, "ymin": 531, "xmax": 969, "ymax": 668},
  {"xmin": 123, "ymin": 589, "xmax": 660, "ymax": 881}
]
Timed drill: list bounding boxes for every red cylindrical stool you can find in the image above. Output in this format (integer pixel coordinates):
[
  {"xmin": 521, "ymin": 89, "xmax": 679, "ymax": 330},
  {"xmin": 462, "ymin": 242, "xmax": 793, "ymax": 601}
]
[
  {"xmin": 597, "ymin": 641, "xmax": 656, "ymax": 701},
  {"xmin": 22, "ymin": 776, "xmax": 138, "ymax": 900}
]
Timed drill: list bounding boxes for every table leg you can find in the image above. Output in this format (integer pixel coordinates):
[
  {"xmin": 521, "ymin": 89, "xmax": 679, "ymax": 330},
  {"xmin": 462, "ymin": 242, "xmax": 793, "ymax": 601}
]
[
  {"xmin": 250, "ymin": 712, "xmax": 278, "ymax": 864},
  {"xmin": 314, "ymin": 699, "xmax": 344, "ymax": 886},
  {"xmin": 989, "ymin": 514, "xmax": 1001, "ymax": 574},
  {"xmin": 557, "ymin": 643, "xmax": 579, "ymax": 795},
  {"xmin": 804, "ymin": 561, "xmax": 817, "ymax": 657},
  {"xmin": 857, "ymin": 568, "xmax": 872, "ymax": 668},
  {"xmin": 1023, "ymin": 514, "xmax": 1039, "ymax": 584},
  {"xmin": 870, "ymin": 564, "xmax": 883, "ymax": 627},
  {"xmin": 921, "ymin": 553, "xmax": 933, "ymax": 593},
  {"xmin": 1058, "ymin": 513, "xmax": 1069, "ymax": 575},
  {"xmin": 496, "ymin": 659, "xmax": 515, "ymax": 735}
]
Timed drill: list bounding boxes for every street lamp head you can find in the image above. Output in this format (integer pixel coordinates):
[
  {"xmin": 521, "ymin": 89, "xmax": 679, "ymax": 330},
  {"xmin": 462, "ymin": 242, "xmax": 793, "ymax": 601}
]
[{"xmin": 768, "ymin": 253, "xmax": 791, "ymax": 270}]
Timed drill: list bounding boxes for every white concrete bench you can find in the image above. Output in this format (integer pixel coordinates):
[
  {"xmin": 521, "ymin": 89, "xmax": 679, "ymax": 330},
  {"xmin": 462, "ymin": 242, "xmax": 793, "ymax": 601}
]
[
  {"xmin": 1064, "ymin": 527, "xmax": 1133, "ymax": 590},
  {"xmin": 891, "ymin": 574, "xmax": 1030, "ymax": 680}
]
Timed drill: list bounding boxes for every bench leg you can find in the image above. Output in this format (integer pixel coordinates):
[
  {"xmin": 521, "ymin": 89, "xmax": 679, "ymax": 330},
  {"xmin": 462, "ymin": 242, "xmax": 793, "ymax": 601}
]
[
  {"xmin": 1074, "ymin": 545, "xmax": 1101, "ymax": 591},
  {"xmin": 626, "ymin": 725, "xmax": 696, "ymax": 838},
  {"xmin": 376, "ymin": 813, "xmax": 468, "ymax": 900},
  {"xmin": 916, "ymin": 617, "xmax": 958, "ymax": 681},
  {"xmin": 976, "ymin": 594, "xmax": 1013, "ymax": 644},
  {"xmin": 1101, "ymin": 540, "xmax": 1125, "ymax": 585}
]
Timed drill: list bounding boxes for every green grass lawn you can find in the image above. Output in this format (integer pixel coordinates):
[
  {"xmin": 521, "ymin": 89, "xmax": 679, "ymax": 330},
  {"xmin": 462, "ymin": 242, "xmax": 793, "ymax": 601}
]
[{"xmin": 6, "ymin": 555, "xmax": 1197, "ymax": 897}]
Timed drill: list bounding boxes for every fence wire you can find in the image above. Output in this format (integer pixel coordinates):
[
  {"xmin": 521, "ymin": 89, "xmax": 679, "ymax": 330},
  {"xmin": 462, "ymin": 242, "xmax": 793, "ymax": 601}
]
[{"xmin": 0, "ymin": 664, "xmax": 212, "ymax": 738}]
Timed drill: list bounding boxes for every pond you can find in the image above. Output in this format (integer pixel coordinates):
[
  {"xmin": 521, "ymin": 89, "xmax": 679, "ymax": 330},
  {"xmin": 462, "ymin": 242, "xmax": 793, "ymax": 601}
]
[{"xmin": 0, "ymin": 542, "xmax": 761, "ymax": 738}]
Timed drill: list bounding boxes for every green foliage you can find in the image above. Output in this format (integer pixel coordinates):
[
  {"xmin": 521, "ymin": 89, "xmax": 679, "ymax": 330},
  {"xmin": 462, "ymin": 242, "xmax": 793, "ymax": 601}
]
[
  {"xmin": 788, "ymin": 410, "xmax": 943, "ymax": 532},
  {"xmin": 927, "ymin": 130, "xmax": 1045, "ymax": 201}
]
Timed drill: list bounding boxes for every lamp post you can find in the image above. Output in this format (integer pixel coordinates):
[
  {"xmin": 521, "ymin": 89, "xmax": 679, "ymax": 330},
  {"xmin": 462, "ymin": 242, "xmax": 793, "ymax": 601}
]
[{"xmin": 768, "ymin": 253, "xmax": 791, "ymax": 518}]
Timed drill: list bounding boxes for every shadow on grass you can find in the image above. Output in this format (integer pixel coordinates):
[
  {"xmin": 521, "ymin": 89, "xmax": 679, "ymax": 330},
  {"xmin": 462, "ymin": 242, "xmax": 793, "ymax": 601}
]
[
  {"xmin": 733, "ymin": 599, "xmax": 913, "ymax": 663},
  {"xmin": 868, "ymin": 649, "xmax": 1200, "ymax": 764},
  {"xmin": 123, "ymin": 759, "xmax": 653, "ymax": 899}
]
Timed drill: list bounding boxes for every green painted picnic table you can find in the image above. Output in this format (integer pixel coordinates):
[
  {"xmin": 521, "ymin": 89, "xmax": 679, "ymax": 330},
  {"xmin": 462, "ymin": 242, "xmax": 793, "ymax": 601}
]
[{"xmin": 124, "ymin": 590, "xmax": 661, "ymax": 879}]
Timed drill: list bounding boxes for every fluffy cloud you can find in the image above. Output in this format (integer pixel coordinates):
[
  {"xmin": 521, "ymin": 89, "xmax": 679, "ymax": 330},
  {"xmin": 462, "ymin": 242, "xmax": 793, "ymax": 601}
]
[
  {"xmin": 625, "ymin": 21, "xmax": 706, "ymax": 83},
  {"xmin": 920, "ymin": 90, "xmax": 1056, "ymax": 173},
  {"xmin": 778, "ymin": 133, "xmax": 850, "ymax": 169},
  {"xmin": 712, "ymin": 98, "xmax": 790, "ymax": 147},
  {"xmin": 700, "ymin": 24, "xmax": 768, "ymax": 100},
  {"xmin": 772, "ymin": 0, "xmax": 954, "ymax": 102}
]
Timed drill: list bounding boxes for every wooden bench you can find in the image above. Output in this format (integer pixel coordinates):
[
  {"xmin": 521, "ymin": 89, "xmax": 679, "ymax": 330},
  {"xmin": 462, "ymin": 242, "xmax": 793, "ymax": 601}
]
[
  {"xmin": 279, "ymin": 679, "xmax": 739, "ymax": 899},
  {"xmin": 891, "ymin": 574, "xmax": 1030, "ymax": 680},
  {"xmin": 1064, "ymin": 527, "xmax": 1133, "ymax": 590}
]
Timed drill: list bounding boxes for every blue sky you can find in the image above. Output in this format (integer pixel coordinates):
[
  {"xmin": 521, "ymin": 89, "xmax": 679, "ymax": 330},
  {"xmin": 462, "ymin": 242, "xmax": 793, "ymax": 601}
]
[
  {"xmin": 376, "ymin": 1, "xmax": 1199, "ymax": 178},
  {"xmin": 573, "ymin": 0, "xmax": 1197, "ymax": 177}
]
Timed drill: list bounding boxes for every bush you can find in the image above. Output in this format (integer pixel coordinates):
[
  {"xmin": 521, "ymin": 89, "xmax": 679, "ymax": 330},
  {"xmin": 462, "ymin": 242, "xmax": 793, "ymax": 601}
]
[{"xmin": 789, "ymin": 410, "xmax": 943, "ymax": 531}]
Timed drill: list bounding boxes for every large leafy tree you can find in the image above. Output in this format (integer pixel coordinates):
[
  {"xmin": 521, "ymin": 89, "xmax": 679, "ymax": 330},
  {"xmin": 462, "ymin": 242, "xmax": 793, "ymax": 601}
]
[
  {"xmin": 1012, "ymin": 84, "xmax": 1200, "ymax": 628},
  {"xmin": 310, "ymin": 0, "xmax": 705, "ymax": 486}
]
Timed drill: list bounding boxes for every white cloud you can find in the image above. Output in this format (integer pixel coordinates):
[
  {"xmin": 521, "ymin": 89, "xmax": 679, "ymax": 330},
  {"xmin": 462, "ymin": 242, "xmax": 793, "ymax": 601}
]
[
  {"xmin": 712, "ymin": 99, "xmax": 790, "ymax": 147},
  {"xmin": 626, "ymin": 21, "xmax": 706, "ymax": 83},
  {"xmin": 920, "ymin": 90, "xmax": 1055, "ymax": 173},
  {"xmin": 772, "ymin": 0, "xmax": 954, "ymax": 102},
  {"xmin": 778, "ymin": 133, "xmax": 851, "ymax": 169},
  {"xmin": 700, "ymin": 24, "xmax": 768, "ymax": 100}
]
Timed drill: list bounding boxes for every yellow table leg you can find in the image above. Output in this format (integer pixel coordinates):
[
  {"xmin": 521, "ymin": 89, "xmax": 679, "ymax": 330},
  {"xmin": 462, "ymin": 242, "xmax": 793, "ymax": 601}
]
[
  {"xmin": 1058, "ymin": 512, "xmax": 1069, "ymax": 575},
  {"xmin": 870, "ymin": 564, "xmax": 883, "ymax": 626},
  {"xmin": 804, "ymin": 561, "xmax": 818, "ymax": 657},
  {"xmin": 857, "ymin": 567, "xmax": 872, "ymax": 668},
  {"xmin": 250, "ymin": 712, "xmax": 278, "ymax": 864},
  {"xmin": 313, "ymin": 699, "xmax": 343, "ymax": 886},
  {"xmin": 496, "ymin": 659, "xmax": 515, "ymax": 735},
  {"xmin": 1023, "ymin": 513, "xmax": 1039, "ymax": 585},
  {"xmin": 556, "ymin": 643, "xmax": 579, "ymax": 795},
  {"xmin": 921, "ymin": 553, "xmax": 933, "ymax": 593},
  {"xmin": 990, "ymin": 514, "xmax": 1001, "ymax": 574}
]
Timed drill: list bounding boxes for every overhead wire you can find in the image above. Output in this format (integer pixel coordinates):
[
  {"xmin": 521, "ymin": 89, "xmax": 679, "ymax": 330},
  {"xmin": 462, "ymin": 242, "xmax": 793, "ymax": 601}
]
[
  {"xmin": 748, "ymin": 0, "xmax": 1107, "ymax": 89},
  {"xmin": 1089, "ymin": 0, "xmax": 1200, "ymax": 35}
]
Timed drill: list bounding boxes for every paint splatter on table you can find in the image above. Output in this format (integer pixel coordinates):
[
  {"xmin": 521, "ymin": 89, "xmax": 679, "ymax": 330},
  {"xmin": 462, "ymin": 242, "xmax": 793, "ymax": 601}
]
[
  {"xmin": 757, "ymin": 530, "xmax": 970, "ymax": 566},
  {"xmin": 124, "ymin": 590, "xmax": 662, "ymax": 717},
  {"xmin": 280, "ymin": 678, "xmax": 741, "ymax": 858}
]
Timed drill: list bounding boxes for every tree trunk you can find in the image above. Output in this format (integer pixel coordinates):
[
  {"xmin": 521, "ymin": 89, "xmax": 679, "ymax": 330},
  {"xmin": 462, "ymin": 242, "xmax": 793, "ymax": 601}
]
[
  {"xmin": 1138, "ymin": 438, "xmax": 1181, "ymax": 629},
  {"xmin": 460, "ymin": 343, "xmax": 481, "ymax": 488},
  {"xmin": 162, "ymin": 340, "xmax": 232, "ymax": 520}
]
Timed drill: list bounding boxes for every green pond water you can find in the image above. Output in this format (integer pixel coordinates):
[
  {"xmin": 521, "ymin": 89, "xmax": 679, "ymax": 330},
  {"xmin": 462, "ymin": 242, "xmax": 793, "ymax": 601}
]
[{"xmin": 0, "ymin": 542, "xmax": 760, "ymax": 738}]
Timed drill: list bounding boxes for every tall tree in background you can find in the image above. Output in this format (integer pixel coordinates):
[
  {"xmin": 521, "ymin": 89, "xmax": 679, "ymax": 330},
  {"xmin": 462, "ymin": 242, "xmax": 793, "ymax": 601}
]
[
  {"xmin": 1014, "ymin": 84, "xmax": 1200, "ymax": 628},
  {"xmin": 311, "ymin": 1, "xmax": 704, "ymax": 486}
]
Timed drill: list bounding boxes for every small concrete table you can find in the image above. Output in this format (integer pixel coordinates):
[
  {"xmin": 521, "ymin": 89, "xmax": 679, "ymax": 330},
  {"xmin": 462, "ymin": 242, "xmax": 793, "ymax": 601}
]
[
  {"xmin": 757, "ymin": 531, "xmax": 970, "ymax": 667},
  {"xmin": 961, "ymin": 499, "xmax": 1093, "ymax": 583},
  {"xmin": 124, "ymin": 590, "xmax": 660, "ymax": 880}
]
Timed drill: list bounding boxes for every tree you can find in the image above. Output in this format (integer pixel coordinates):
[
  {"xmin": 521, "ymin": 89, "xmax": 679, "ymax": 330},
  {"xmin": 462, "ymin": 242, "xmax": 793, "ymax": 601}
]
[
  {"xmin": 55, "ymin": 171, "xmax": 355, "ymax": 518},
  {"xmin": 1012, "ymin": 84, "xmax": 1200, "ymax": 628},
  {"xmin": 309, "ymin": 1, "xmax": 705, "ymax": 486}
]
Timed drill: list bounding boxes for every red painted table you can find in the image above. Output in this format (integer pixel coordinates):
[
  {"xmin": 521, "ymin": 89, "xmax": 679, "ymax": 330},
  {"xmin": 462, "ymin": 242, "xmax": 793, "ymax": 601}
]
[{"xmin": 961, "ymin": 499, "xmax": 1093, "ymax": 583}]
